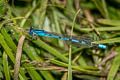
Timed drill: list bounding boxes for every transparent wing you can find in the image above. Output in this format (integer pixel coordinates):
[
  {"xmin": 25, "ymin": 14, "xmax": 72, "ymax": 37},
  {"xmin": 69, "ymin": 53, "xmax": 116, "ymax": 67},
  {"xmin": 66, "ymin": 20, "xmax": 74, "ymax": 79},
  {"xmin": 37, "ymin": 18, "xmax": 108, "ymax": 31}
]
[{"xmin": 44, "ymin": 32, "xmax": 94, "ymax": 47}]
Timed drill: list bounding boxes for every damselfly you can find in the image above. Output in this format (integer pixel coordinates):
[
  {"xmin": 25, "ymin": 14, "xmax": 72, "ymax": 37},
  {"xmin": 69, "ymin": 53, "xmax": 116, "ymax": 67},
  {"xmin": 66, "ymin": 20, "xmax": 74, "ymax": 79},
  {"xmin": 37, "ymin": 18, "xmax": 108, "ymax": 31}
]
[{"xmin": 29, "ymin": 26, "xmax": 107, "ymax": 49}]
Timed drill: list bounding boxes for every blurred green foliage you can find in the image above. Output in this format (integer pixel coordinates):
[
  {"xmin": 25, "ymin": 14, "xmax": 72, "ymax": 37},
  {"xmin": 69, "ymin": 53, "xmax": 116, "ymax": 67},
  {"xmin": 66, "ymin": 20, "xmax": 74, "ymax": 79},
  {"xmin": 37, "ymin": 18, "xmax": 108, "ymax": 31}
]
[{"xmin": 0, "ymin": 0, "xmax": 120, "ymax": 80}]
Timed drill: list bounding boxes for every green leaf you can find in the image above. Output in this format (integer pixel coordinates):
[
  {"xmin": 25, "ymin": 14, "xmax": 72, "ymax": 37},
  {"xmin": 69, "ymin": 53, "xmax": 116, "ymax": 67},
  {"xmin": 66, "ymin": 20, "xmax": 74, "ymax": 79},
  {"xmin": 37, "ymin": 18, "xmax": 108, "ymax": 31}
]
[
  {"xmin": 0, "ymin": 33, "xmax": 15, "ymax": 63},
  {"xmin": 1, "ymin": 27, "xmax": 17, "ymax": 52},
  {"xmin": 94, "ymin": 37, "xmax": 120, "ymax": 44},
  {"xmin": 98, "ymin": 19, "xmax": 120, "ymax": 26},
  {"xmin": 107, "ymin": 47, "xmax": 120, "ymax": 80},
  {"xmin": 24, "ymin": 63, "xmax": 43, "ymax": 80},
  {"xmin": 3, "ymin": 52, "xmax": 11, "ymax": 80},
  {"xmin": 23, "ymin": 43, "xmax": 55, "ymax": 80},
  {"xmin": 33, "ymin": 39, "xmax": 69, "ymax": 62}
]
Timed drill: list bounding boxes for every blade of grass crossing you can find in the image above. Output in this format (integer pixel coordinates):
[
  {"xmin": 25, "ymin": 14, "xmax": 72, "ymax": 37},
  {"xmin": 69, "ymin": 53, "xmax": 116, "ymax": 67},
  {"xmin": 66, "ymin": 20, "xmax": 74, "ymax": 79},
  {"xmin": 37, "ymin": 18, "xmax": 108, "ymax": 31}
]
[
  {"xmin": 66, "ymin": 0, "xmax": 75, "ymax": 18},
  {"xmin": 0, "ymin": 33, "xmax": 15, "ymax": 63},
  {"xmin": 3, "ymin": 52, "xmax": 11, "ymax": 80},
  {"xmin": 68, "ymin": 9, "xmax": 81, "ymax": 80},
  {"xmin": 32, "ymin": 39, "xmax": 77, "ymax": 66},
  {"xmin": 24, "ymin": 63, "xmax": 43, "ymax": 80},
  {"xmin": 50, "ymin": 59, "xmax": 102, "ymax": 76},
  {"xmin": 92, "ymin": 0, "xmax": 105, "ymax": 17},
  {"xmin": 1, "ymin": 27, "xmax": 17, "ymax": 52},
  {"xmin": 79, "ymin": 26, "xmax": 120, "ymax": 32},
  {"xmin": 32, "ymin": 39, "xmax": 69, "ymax": 62},
  {"xmin": 23, "ymin": 43, "xmax": 54, "ymax": 80},
  {"xmin": 68, "ymin": 46, "xmax": 72, "ymax": 80},
  {"xmin": 101, "ymin": 0, "xmax": 109, "ymax": 18},
  {"xmin": 98, "ymin": 19, "xmax": 120, "ymax": 26},
  {"xmin": 78, "ymin": 56, "xmax": 87, "ymax": 67},
  {"xmin": 107, "ymin": 47, "xmax": 120, "ymax": 80},
  {"xmin": 39, "ymin": 0, "xmax": 48, "ymax": 28},
  {"xmin": 20, "ymin": 1, "xmax": 41, "ymax": 27},
  {"xmin": 94, "ymin": 37, "xmax": 120, "ymax": 44},
  {"xmin": 53, "ymin": 8, "xmax": 64, "ymax": 47}
]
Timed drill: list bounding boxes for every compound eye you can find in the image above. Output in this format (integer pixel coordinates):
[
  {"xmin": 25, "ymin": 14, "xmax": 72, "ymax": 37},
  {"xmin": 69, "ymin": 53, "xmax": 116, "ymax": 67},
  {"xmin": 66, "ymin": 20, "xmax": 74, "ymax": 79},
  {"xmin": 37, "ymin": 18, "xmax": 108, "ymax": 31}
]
[{"xmin": 32, "ymin": 26, "xmax": 34, "ymax": 29}]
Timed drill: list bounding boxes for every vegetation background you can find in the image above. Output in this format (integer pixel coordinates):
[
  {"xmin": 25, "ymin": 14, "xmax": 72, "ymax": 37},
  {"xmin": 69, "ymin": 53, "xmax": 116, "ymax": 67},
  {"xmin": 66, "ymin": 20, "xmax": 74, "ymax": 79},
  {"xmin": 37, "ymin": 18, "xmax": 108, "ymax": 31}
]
[{"xmin": 0, "ymin": 0, "xmax": 120, "ymax": 80}]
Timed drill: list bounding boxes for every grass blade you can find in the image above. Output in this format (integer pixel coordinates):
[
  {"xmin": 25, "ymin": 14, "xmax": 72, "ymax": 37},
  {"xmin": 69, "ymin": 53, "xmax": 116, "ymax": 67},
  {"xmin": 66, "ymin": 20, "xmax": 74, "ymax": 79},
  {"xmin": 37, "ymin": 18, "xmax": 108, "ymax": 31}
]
[
  {"xmin": 32, "ymin": 39, "xmax": 69, "ymax": 62},
  {"xmin": 0, "ymin": 33, "xmax": 15, "ymax": 63},
  {"xmin": 68, "ymin": 9, "xmax": 81, "ymax": 80},
  {"xmin": 3, "ymin": 52, "xmax": 11, "ymax": 80},
  {"xmin": 1, "ymin": 27, "xmax": 17, "ymax": 52},
  {"xmin": 107, "ymin": 47, "xmax": 120, "ymax": 80}
]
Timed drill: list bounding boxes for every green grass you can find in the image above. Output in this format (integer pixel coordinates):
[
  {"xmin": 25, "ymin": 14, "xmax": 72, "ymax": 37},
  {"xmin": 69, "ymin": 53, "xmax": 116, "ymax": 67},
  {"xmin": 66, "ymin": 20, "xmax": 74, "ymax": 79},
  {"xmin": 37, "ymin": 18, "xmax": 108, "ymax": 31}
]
[{"xmin": 0, "ymin": 0, "xmax": 120, "ymax": 80}]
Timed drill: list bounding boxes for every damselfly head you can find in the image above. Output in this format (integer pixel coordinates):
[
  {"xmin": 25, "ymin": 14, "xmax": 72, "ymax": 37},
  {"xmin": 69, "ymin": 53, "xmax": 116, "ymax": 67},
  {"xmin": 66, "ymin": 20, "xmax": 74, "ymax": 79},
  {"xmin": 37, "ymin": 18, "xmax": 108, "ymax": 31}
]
[
  {"xmin": 29, "ymin": 26, "xmax": 34, "ymax": 35},
  {"xmin": 30, "ymin": 26, "xmax": 34, "ymax": 31}
]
